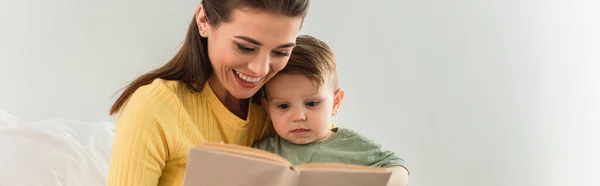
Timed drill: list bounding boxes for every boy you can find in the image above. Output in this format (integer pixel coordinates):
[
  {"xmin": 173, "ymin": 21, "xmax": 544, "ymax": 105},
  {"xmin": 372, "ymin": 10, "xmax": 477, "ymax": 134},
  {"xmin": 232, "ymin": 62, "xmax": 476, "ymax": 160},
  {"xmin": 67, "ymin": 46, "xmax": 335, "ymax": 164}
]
[{"xmin": 254, "ymin": 35, "xmax": 409, "ymax": 186}]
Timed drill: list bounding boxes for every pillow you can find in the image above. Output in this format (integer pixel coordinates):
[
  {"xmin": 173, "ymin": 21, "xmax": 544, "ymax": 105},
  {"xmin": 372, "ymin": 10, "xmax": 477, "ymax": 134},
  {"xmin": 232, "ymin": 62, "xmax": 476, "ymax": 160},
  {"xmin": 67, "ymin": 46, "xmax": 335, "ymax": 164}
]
[{"xmin": 0, "ymin": 110, "xmax": 114, "ymax": 186}]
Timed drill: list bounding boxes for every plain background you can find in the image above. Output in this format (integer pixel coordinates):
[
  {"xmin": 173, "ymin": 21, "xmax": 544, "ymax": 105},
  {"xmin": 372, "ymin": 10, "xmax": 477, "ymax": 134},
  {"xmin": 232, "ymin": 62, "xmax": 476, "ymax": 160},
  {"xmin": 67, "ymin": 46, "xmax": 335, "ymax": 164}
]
[{"xmin": 1, "ymin": 0, "xmax": 599, "ymax": 186}]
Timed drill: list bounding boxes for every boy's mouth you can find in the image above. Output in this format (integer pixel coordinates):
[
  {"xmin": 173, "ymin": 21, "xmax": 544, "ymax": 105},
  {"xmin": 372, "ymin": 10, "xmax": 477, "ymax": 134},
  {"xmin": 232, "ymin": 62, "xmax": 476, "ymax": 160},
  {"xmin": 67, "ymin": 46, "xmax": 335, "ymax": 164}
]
[{"xmin": 290, "ymin": 128, "xmax": 311, "ymax": 136}]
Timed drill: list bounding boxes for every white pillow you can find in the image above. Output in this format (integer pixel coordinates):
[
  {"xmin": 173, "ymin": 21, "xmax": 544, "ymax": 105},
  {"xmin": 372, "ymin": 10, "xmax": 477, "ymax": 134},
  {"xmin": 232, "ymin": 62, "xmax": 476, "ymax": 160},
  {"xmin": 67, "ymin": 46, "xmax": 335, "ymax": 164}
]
[{"xmin": 0, "ymin": 110, "xmax": 114, "ymax": 186}]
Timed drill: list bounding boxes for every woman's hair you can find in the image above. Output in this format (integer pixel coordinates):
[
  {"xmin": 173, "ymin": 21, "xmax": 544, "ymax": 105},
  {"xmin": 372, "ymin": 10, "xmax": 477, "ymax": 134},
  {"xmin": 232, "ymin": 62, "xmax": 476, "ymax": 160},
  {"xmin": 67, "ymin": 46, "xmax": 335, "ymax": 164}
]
[{"xmin": 110, "ymin": 0, "xmax": 310, "ymax": 115}]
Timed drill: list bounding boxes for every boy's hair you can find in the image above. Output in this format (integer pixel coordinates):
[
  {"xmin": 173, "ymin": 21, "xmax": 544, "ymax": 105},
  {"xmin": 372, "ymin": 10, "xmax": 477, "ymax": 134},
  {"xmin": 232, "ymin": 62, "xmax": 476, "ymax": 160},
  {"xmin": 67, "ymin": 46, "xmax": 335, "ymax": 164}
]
[{"xmin": 280, "ymin": 34, "xmax": 338, "ymax": 90}]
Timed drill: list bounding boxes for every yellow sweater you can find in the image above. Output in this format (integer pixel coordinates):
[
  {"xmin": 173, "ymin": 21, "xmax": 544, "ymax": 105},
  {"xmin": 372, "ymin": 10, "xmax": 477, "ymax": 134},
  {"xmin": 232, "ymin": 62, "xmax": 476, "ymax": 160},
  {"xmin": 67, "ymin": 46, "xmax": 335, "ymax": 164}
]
[{"xmin": 107, "ymin": 78, "xmax": 272, "ymax": 186}]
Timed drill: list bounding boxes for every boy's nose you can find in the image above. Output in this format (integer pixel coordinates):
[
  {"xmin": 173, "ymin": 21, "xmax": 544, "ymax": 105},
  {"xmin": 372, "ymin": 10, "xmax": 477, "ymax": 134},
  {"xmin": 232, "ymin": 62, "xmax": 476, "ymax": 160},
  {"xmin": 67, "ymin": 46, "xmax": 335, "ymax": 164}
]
[{"xmin": 291, "ymin": 109, "xmax": 307, "ymax": 122}]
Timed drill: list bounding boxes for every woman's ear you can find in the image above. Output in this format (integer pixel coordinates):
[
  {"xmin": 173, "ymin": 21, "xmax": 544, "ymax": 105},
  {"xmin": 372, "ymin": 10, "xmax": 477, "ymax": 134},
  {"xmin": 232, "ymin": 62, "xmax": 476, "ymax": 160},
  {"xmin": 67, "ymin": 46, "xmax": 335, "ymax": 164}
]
[
  {"xmin": 332, "ymin": 88, "xmax": 345, "ymax": 116},
  {"xmin": 195, "ymin": 4, "xmax": 210, "ymax": 37}
]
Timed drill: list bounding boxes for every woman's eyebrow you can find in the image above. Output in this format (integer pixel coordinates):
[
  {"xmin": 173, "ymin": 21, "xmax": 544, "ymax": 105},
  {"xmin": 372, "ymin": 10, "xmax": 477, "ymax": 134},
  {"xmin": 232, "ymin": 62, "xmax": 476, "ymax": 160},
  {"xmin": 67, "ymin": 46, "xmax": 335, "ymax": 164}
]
[{"xmin": 234, "ymin": 36, "xmax": 296, "ymax": 48}]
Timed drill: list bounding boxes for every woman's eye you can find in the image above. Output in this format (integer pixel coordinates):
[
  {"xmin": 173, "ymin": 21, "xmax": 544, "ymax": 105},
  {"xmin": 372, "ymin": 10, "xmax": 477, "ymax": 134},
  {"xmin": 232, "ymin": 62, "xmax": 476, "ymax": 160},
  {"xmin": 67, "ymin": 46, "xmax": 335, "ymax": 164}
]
[
  {"xmin": 277, "ymin": 104, "xmax": 290, "ymax": 109},
  {"xmin": 236, "ymin": 44, "xmax": 255, "ymax": 53},
  {"xmin": 272, "ymin": 51, "xmax": 290, "ymax": 57},
  {"xmin": 305, "ymin": 101, "xmax": 320, "ymax": 107}
]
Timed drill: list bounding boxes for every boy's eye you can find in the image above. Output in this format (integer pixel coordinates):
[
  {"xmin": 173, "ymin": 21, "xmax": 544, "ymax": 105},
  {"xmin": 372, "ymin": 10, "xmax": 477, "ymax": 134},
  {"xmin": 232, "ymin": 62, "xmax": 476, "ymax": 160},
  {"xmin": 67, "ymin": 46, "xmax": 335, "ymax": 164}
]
[
  {"xmin": 236, "ymin": 43, "xmax": 255, "ymax": 53},
  {"xmin": 305, "ymin": 101, "xmax": 320, "ymax": 107},
  {"xmin": 276, "ymin": 104, "xmax": 290, "ymax": 110}
]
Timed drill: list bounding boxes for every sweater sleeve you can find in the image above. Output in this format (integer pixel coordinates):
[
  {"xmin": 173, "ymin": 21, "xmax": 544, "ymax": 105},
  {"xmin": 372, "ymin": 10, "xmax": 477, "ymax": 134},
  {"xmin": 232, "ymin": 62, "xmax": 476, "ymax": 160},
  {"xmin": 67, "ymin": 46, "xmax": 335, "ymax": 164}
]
[{"xmin": 107, "ymin": 83, "xmax": 174, "ymax": 186}]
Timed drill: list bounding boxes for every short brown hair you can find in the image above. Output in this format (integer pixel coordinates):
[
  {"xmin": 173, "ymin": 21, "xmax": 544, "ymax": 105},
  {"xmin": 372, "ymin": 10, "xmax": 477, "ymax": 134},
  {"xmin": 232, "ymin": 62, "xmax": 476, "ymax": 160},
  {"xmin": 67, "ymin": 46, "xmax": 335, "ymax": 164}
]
[{"xmin": 279, "ymin": 34, "xmax": 338, "ymax": 90}]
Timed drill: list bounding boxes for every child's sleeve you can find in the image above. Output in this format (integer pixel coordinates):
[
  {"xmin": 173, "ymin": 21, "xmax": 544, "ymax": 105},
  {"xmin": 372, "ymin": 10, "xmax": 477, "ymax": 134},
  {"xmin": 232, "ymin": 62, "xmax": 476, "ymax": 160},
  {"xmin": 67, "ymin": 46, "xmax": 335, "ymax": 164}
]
[
  {"xmin": 372, "ymin": 148, "xmax": 409, "ymax": 173},
  {"xmin": 345, "ymin": 129, "xmax": 409, "ymax": 173}
]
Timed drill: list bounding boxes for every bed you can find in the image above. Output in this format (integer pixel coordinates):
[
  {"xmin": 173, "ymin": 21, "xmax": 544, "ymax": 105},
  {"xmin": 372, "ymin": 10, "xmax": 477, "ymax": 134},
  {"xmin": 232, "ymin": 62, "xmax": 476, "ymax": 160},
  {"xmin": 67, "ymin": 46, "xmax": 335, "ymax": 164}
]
[{"xmin": 0, "ymin": 110, "xmax": 114, "ymax": 186}]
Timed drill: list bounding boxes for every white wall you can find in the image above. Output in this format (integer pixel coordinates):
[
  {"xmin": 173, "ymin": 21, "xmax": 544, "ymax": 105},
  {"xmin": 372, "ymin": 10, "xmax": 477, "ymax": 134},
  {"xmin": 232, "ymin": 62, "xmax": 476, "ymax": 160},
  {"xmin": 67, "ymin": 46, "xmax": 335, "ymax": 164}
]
[
  {"xmin": 0, "ymin": 0, "xmax": 199, "ymax": 123},
  {"xmin": 1, "ymin": 0, "xmax": 599, "ymax": 186},
  {"xmin": 302, "ymin": 1, "xmax": 599, "ymax": 186}
]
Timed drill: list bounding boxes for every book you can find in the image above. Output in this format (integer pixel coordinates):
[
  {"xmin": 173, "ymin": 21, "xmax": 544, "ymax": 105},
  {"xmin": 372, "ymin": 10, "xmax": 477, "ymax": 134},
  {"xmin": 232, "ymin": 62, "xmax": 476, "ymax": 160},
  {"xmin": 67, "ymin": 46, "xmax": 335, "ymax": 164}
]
[{"xmin": 183, "ymin": 142, "xmax": 393, "ymax": 186}]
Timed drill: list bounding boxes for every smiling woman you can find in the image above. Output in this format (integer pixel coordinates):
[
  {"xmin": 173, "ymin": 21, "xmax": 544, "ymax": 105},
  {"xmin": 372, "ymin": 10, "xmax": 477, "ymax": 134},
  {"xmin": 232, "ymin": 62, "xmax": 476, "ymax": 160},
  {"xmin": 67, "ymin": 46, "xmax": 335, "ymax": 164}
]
[
  {"xmin": 201, "ymin": 8, "xmax": 301, "ymax": 111},
  {"xmin": 106, "ymin": 0, "xmax": 309, "ymax": 185}
]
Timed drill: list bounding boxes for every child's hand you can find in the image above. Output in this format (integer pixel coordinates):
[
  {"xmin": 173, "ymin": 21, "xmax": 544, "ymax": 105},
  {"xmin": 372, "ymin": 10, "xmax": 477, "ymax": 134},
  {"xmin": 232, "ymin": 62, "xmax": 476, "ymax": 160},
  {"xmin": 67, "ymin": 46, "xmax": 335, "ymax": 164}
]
[{"xmin": 219, "ymin": 141, "xmax": 225, "ymax": 144}]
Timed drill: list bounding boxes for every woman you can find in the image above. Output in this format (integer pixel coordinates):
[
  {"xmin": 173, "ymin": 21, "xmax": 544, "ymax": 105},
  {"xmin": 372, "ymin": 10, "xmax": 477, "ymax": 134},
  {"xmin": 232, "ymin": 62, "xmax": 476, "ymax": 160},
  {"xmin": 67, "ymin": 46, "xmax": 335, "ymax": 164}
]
[{"xmin": 107, "ymin": 0, "xmax": 309, "ymax": 185}]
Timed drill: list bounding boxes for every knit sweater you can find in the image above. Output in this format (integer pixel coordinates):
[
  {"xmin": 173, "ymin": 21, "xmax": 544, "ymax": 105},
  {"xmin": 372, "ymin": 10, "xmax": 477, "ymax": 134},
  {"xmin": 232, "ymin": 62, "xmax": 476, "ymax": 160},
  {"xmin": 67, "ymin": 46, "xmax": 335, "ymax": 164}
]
[{"xmin": 107, "ymin": 78, "xmax": 272, "ymax": 186}]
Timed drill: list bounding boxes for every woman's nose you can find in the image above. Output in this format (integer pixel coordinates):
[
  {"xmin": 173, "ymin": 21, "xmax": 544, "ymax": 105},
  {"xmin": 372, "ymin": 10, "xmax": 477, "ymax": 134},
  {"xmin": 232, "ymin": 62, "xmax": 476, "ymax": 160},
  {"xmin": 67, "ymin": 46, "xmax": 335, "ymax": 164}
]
[{"xmin": 247, "ymin": 53, "xmax": 270, "ymax": 77}]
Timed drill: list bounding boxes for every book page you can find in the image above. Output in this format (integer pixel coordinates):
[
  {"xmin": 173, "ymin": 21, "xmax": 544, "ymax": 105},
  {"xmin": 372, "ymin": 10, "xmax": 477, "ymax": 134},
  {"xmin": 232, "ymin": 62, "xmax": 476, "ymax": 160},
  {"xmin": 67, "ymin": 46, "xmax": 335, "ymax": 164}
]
[
  {"xmin": 184, "ymin": 147, "xmax": 294, "ymax": 186},
  {"xmin": 295, "ymin": 163, "xmax": 389, "ymax": 172},
  {"xmin": 196, "ymin": 142, "xmax": 293, "ymax": 167},
  {"xmin": 295, "ymin": 168, "xmax": 391, "ymax": 186}
]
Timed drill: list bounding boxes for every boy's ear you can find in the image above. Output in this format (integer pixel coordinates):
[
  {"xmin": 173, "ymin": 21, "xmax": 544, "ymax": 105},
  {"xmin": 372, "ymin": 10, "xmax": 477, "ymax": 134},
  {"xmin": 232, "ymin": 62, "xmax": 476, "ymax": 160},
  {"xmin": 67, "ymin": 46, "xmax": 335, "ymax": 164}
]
[{"xmin": 332, "ymin": 88, "xmax": 345, "ymax": 116}]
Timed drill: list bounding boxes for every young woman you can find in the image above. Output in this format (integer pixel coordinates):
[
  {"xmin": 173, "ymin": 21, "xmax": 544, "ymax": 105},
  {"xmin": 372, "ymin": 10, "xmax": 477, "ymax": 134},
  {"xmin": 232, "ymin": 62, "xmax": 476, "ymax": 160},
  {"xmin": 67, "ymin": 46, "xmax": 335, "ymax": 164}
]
[{"xmin": 107, "ymin": 0, "xmax": 309, "ymax": 185}]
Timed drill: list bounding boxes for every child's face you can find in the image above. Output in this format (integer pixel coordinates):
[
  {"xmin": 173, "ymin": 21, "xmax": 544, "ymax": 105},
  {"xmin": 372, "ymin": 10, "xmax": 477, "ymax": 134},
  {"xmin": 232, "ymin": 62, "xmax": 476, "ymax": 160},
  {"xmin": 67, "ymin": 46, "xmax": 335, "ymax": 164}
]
[{"xmin": 264, "ymin": 73, "xmax": 343, "ymax": 144}]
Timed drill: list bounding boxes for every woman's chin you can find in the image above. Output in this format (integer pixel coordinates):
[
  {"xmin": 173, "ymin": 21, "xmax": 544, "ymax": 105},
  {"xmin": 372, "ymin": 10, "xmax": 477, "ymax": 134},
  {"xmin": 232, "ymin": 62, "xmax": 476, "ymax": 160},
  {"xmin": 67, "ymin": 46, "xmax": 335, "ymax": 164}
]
[
  {"xmin": 228, "ymin": 87, "xmax": 261, "ymax": 99},
  {"xmin": 224, "ymin": 79, "xmax": 263, "ymax": 99}
]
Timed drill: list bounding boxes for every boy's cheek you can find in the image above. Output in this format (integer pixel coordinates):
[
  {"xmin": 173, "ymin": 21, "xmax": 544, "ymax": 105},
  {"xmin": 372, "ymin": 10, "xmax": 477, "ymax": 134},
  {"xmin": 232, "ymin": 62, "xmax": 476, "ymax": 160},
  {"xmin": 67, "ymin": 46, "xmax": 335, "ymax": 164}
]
[{"xmin": 271, "ymin": 115, "xmax": 288, "ymax": 129}]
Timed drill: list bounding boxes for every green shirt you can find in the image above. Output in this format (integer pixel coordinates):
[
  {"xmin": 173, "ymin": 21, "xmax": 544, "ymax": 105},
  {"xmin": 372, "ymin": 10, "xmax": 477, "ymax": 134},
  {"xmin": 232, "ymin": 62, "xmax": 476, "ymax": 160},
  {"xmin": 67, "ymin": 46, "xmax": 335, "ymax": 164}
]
[{"xmin": 253, "ymin": 127, "xmax": 407, "ymax": 170}]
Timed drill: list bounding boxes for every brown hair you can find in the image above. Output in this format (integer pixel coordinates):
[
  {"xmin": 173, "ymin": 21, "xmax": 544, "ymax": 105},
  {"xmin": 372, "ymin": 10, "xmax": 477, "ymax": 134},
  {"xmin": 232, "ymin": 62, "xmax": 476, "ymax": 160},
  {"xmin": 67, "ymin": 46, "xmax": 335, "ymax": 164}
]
[
  {"xmin": 110, "ymin": 0, "xmax": 310, "ymax": 115},
  {"xmin": 278, "ymin": 34, "xmax": 338, "ymax": 90}
]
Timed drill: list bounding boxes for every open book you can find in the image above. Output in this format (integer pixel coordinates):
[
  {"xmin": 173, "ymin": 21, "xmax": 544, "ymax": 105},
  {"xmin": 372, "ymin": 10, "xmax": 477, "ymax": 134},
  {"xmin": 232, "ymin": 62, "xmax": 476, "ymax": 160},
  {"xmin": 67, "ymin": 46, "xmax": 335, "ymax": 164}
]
[{"xmin": 183, "ymin": 142, "xmax": 392, "ymax": 186}]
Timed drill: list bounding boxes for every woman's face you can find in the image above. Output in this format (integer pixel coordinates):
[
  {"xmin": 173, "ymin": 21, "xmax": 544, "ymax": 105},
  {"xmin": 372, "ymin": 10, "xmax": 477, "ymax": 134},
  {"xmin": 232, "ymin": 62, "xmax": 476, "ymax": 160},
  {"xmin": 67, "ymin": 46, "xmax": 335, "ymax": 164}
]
[{"xmin": 197, "ymin": 6, "xmax": 303, "ymax": 99}]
